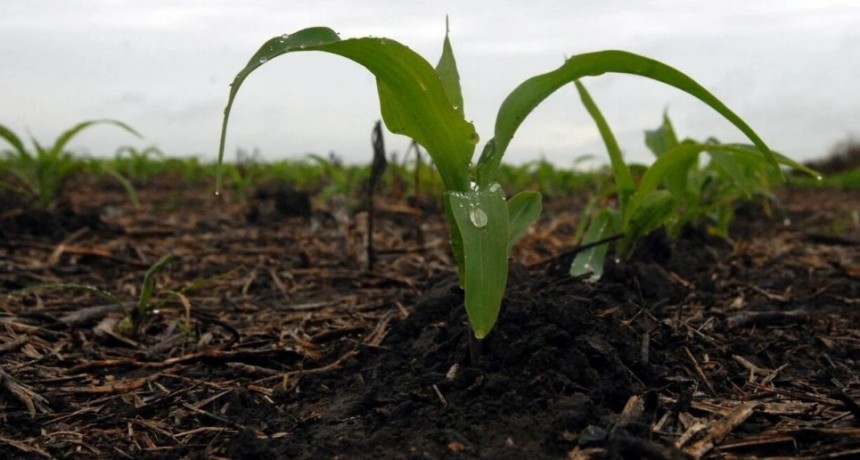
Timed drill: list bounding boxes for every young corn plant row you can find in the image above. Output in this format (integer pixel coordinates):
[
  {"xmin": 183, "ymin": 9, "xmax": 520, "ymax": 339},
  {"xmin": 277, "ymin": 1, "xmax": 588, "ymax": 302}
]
[
  {"xmin": 217, "ymin": 22, "xmax": 791, "ymax": 342},
  {"xmin": 0, "ymin": 120, "xmax": 141, "ymax": 210},
  {"xmin": 569, "ymin": 82, "xmax": 820, "ymax": 281}
]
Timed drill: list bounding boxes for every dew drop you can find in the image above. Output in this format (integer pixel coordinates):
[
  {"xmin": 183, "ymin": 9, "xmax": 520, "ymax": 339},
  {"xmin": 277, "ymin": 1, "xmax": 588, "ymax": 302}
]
[
  {"xmin": 489, "ymin": 183, "xmax": 502, "ymax": 193},
  {"xmin": 469, "ymin": 207, "xmax": 488, "ymax": 228},
  {"xmin": 259, "ymin": 56, "xmax": 268, "ymax": 64}
]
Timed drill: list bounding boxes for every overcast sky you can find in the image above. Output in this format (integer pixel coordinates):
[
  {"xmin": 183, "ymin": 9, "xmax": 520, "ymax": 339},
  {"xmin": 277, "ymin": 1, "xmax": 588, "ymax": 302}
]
[{"xmin": 1, "ymin": 1, "xmax": 858, "ymax": 167}]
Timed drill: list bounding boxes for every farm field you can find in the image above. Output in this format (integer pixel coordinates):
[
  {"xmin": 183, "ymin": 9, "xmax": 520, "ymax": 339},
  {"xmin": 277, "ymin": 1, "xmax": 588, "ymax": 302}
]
[{"xmin": 1, "ymin": 160, "xmax": 858, "ymax": 458}]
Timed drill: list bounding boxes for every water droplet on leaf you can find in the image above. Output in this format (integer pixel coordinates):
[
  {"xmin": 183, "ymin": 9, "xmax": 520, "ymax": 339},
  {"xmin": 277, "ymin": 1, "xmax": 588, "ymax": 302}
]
[
  {"xmin": 469, "ymin": 207, "xmax": 488, "ymax": 228},
  {"xmin": 259, "ymin": 56, "xmax": 268, "ymax": 63}
]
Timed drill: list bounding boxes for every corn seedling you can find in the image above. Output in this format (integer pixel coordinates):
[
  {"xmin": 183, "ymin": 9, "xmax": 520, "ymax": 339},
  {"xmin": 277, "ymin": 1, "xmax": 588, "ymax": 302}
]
[
  {"xmin": 111, "ymin": 145, "xmax": 166, "ymax": 185},
  {"xmin": 570, "ymin": 82, "xmax": 819, "ymax": 281},
  {"xmin": 217, "ymin": 22, "xmax": 786, "ymax": 341},
  {"xmin": 0, "ymin": 120, "xmax": 141, "ymax": 210},
  {"xmin": 118, "ymin": 253, "xmax": 176, "ymax": 336}
]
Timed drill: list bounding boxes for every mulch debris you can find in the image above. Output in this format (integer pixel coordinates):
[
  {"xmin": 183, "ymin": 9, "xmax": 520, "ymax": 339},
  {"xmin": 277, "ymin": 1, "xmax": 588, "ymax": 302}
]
[{"xmin": 1, "ymin": 179, "xmax": 858, "ymax": 459}]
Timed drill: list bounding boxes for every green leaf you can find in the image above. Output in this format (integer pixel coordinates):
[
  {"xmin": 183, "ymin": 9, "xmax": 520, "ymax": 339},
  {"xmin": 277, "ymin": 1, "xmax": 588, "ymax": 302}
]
[
  {"xmin": 570, "ymin": 208, "xmax": 617, "ymax": 282},
  {"xmin": 624, "ymin": 142, "xmax": 710, "ymax": 228},
  {"xmin": 97, "ymin": 162, "xmax": 141, "ymax": 208},
  {"xmin": 51, "ymin": 120, "xmax": 141, "ymax": 157},
  {"xmin": 507, "ymin": 190, "xmax": 542, "ymax": 252},
  {"xmin": 435, "ymin": 17, "xmax": 465, "ymax": 118},
  {"xmin": 0, "ymin": 123, "xmax": 29, "ymax": 158},
  {"xmin": 138, "ymin": 253, "xmax": 174, "ymax": 314},
  {"xmin": 707, "ymin": 148, "xmax": 759, "ymax": 197},
  {"xmin": 574, "ymin": 80, "xmax": 635, "ymax": 210},
  {"xmin": 661, "ymin": 139, "xmax": 700, "ymax": 201},
  {"xmin": 717, "ymin": 143, "xmax": 820, "ymax": 178},
  {"xmin": 484, "ymin": 50, "xmax": 777, "ymax": 185},
  {"xmin": 645, "ymin": 110, "xmax": 679, "ymax": 157},
  {"xmin": 218, "ymin": 27, "xmax": 477, "ymax": 194},
  {"xmin": 448, "ymin": 187, "xmax": 509, "ymax": 339},
  {"xmin": 623, "ymin": 190, "xmax": 675, "ymax": 252}
]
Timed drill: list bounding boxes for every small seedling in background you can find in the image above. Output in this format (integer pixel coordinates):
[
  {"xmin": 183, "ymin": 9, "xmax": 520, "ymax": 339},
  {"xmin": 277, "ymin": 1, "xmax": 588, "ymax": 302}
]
[
  {"xmin": 217, "ymin": 20, "xmax": 786, "ymax": 343},
  {"xmin": 0, "ymin": 120, "xmax": 142, "ymax": 210},
  {"xmin": 111, "ymin": 145, "xmax": 166, "ymax": 185}
]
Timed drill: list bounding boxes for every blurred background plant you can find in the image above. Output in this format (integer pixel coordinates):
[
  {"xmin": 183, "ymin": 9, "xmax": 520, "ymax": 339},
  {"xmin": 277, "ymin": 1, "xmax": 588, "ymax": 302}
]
[{"xmin": 0, "ymin": 120, "xmax": 141, "ymax": 210}]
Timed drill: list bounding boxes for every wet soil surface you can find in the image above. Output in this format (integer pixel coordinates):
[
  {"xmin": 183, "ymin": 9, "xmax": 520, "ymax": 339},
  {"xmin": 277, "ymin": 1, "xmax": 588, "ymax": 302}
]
[{"xmin": 1, "ymin": 178, "xmax": 859, "ymax": 459}]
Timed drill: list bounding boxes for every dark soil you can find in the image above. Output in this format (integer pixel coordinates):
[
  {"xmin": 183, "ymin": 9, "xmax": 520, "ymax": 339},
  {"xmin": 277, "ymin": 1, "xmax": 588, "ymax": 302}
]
[{"xmin": 1, "ymin": 177, "xmax": 859, "ymax": 459}]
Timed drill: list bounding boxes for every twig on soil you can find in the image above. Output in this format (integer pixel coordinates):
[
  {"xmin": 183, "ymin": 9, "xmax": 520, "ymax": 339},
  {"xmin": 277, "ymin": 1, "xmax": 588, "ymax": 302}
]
[
  {"xmin": 726, "ymin": 309, "xmax": 808, "ymax": 328},
  {"xmin": 0, "ymin": 366, "xmax": 51, "ymax": 416},
  {"xmin": 684, "ymin": 347, "xmax": 716, "ymax": 396},
  {"xmin": 746, "ymin": 381, "xmax": 841, "ymax": 405},
  {"xmin": 830, "ymin": 388, "xmax": 860, "ymax": 423},
  {"xmin": 0, "ymin": 335, "xmax": 29, "ymax": 354},
  {"xmin": 180, "ymin": 401, "xmax": 249, "ymax": 431},
  {"xmin": 683, "ymin": 401, "xmax": 759, "ymax": 458},
  {"xmin": 0, "ymin": 435, "xmax": 53, "ymax": 459},
  {"xmin": 363, "ymin": 311, "xmax": 393, "ymax": 347},
  {"xmin": 56, "ymin": 367, "xmax": 182, "ymax": 395},
  {"xmin": 432, "ymin": 384, "xmax": 448, "ymax": 407},
  {"xmin": 59, "ymin": 301, "xmax": 135, "ymax": 327},
  {"xmin": 252, "ymin": 349, "xmax": 360, "ymax": 386},
  {"xmin": 70, "ymin": 346, "xmax": 306, "ymax": 372}
]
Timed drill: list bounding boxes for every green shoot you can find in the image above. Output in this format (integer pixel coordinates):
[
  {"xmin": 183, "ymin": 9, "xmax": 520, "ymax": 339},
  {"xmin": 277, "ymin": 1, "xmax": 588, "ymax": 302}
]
[
  {"xmin": 118, "ymin": 253, "xmax": 175, "ymax": 336},
  {"xmin": 217, "ymin": 22, "xmax": 785, "ymax": 340}
]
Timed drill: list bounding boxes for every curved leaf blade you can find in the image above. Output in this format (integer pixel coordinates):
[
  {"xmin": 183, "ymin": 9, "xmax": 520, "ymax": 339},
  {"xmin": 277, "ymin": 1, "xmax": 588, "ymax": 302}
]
[
  {"xmin": 717, "ymin": 144, "xmax": 820, "ymax": 178},
  {"xmin": 0, "ymin": 123, "xmax": 29, "ymax": 158},
  {"xmin": 485, "ymin": 50, "xmax": 776, "ymax": 184},
  {"xmin": 52, "ymin": 120, "xmax": 141, "ymax": 156},
  {"xmin": 218, "ymin": 27, "xmax": 477, "ymax": 193},
  {"xmin": 574, "ymin": 80, "xmax": 635, "ymax": 209}
]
